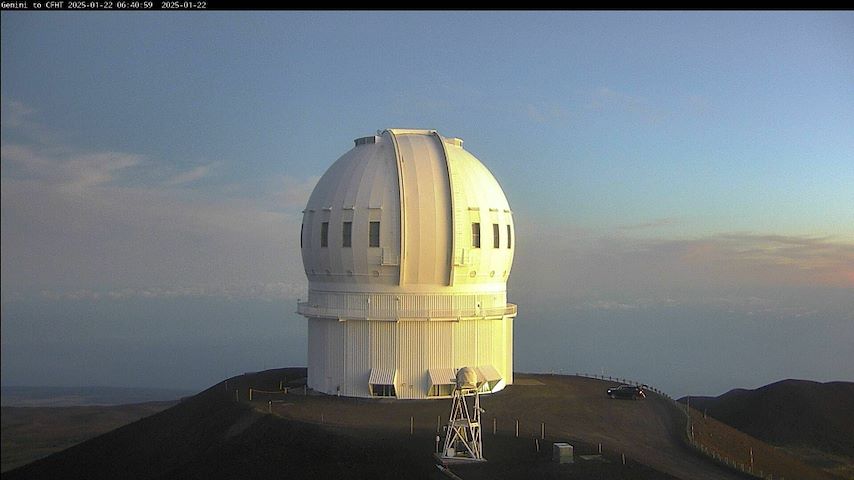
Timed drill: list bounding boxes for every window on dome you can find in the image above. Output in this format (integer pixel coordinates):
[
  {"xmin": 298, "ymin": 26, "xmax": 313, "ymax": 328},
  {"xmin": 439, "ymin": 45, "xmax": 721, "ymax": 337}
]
[
  {"xmin": 493, "ymin": 223, "xmax": 500, "ymax": 248},
  {"xmin": 342, "ymin": 221, "xmax": 352, "ymax": 247},
  {"xmin": 300, "ymin": 223, "xmax": 304, "ymax": 248},
  {"xmin": 472, "ymin": 222, "xmax": 481, "ymax": 248},
  {"xmin": 369, "ymin": 221, "xmax": 380, "ymax": 248},
  {"xmin": 321, "ymin": 222, "xmax": 329, "ymax": 248},
  {"xmin": 507, "ymin": 224, "xmax": 512, "ymax": 249}
]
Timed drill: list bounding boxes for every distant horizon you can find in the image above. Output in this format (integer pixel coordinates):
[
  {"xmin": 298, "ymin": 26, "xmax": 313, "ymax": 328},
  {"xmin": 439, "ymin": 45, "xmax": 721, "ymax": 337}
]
[
  {"xmin": 4, "ymin": 372, "xmax": 853, "ymax": 402},
  {"xmin": 1, "ymin": 384, "xmax": 196, "ymax": 407}
]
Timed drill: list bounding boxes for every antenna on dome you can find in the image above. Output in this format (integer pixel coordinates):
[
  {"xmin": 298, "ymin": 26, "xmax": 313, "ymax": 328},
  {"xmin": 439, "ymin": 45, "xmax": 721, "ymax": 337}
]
[{"xmin": 436, "ymin": 367, "xmax": 486, "ymax": 464}]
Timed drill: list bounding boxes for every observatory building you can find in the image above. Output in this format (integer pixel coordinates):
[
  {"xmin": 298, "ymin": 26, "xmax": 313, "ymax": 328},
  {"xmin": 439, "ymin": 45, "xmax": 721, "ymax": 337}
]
[{"xmin": 297, "ymin": 129, "xmax": 517, "ymax": 399}]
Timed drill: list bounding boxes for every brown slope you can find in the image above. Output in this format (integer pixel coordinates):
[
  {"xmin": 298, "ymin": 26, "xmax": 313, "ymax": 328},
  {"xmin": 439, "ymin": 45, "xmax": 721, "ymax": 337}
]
[
  {"xmin": 685, "ymin": 405, "xmax": 841, "ymax": 480},
  {"xmin": 682, "ymin": 379, "xmax": 854, "ymax": 459}
]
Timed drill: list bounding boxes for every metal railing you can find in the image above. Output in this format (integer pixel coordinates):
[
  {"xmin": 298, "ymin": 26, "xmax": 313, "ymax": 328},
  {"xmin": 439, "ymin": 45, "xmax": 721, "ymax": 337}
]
[{"xmin": 576, "ymin": 372, "xmax": 775, "ymax": 480}]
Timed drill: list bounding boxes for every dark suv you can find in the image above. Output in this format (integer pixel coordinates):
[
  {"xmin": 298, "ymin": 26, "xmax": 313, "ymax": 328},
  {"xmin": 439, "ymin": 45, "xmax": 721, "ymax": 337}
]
[{"xmin": 606, "ymin": 384, "xmax": 646, "ymax": 400}]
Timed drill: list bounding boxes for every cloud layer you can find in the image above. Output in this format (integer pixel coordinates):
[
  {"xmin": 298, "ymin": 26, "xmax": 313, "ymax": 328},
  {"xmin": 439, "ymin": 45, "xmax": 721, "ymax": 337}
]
[{"xmin": 1, "ymin": 102, "xmax": 315, "ymax": 302}]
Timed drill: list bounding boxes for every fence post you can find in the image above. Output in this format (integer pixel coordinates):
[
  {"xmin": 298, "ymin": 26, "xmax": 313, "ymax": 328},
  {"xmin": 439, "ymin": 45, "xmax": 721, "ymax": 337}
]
[
  {"xmin": 515, "ymin": 419, "xmax": 519, "ymax": 437},
  {"xmin": 541, "ymin": 422, "xmax": 545, "ymax": 439},
  {"xmin": 493, "ymin": 417, "xmax": 497, "ymax": 435},
  {"xmin": 410, "ymin": 416, "xmax": 413, "ymax": 435}
]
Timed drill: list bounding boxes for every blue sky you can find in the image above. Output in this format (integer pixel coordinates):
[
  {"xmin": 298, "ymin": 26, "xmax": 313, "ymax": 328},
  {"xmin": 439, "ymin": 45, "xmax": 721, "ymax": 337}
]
[{"xmin": 2, "ymin": 12, "xmax": 852, "ymax": 396}]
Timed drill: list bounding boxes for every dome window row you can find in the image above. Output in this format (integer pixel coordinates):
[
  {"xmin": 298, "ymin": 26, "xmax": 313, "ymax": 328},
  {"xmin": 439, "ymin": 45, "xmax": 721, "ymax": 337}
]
[
  {"xmin": 301, "ymin": 219, "xmax": 511, "ymax": 251},
  {"xmin": 302, "ymin": 220, "xmax": 384, "ymax": 250},
  {"xmin": 471, "ymin": 222, "xmax": 512, "ymax": 249}
]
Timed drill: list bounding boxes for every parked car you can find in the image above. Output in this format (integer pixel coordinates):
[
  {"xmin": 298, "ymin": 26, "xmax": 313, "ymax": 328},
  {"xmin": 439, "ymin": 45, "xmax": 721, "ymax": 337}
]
[{"xmin": 606, "ymin": 384, "xmax": 646, "ymax": 400}]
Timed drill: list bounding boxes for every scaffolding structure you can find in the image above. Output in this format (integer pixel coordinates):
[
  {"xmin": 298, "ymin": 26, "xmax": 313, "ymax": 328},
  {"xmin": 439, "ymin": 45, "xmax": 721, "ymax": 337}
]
[{"xmin": 438, "ymin": 367, "xmax": 486, "ymax": 464}]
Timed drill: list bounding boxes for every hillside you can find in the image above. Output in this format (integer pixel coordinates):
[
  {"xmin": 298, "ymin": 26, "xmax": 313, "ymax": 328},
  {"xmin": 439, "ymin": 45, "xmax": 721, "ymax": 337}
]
[
  {"xmin": 5, "ymin": 369, "xmax": 836, "ymax": 480},
  {"xmin": 1, "ymin": 402, "xmax": 176, "ymax": 472},
  {"xmin": 1, "ymin": 386, "xmax": 195, "ymax": 407},
  {"xmin": 681, "ymin": 379, "xmax": 854, "ymax": 459}
]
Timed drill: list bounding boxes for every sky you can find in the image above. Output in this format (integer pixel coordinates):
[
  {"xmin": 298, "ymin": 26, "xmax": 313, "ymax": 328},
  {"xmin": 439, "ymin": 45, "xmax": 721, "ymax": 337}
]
[{"xmin": 2, "ymin": 11, "xmax": 852, "ymax": 397}]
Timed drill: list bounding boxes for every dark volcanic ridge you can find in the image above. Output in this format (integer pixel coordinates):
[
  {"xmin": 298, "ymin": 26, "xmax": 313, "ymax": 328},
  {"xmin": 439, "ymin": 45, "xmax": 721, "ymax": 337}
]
[
  {"xmin": 2, "ymin": 401, "xmax": 177, "ymax": 472},
  {"xmin": 679, "ymin": 379, "xmax": 854, "ymax": 459}
]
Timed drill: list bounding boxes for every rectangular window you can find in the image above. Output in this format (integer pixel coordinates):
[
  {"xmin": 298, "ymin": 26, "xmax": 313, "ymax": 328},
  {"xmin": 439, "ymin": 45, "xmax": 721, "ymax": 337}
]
[
  {"xmin": 493, "ymin": 223, "xmax": 500, "ymax": 248},
  {"xmin": 300, "ymin": 223, "xmax": 304, "ymax": 248},
  {"xmin": 507, "ymin": 224, "xmax": 512, "ymax": 249},
  {"xmin": 321, "ymin": 222, "xmax": 329, "ymax": 248},
  {"xmin": 342, "ymin": 221, "xmax": 352, "ymax": 247},
  {"xmin": 472, "ymin": 222, "xmax": 481, "ymax": 248},
  {"xmin": 369, "ymin": 221, "xmax": 380, "ymax": 247}
]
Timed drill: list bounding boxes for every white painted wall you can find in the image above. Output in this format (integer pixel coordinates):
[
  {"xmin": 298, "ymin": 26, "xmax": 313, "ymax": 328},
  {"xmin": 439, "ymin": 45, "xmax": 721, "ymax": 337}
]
[{"xmin": 306, "ymin": 314, "xmax": 514, "ymax": 399}]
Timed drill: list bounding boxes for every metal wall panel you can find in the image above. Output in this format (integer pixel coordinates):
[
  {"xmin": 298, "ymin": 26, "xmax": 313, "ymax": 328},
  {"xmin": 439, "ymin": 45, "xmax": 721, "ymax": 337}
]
[
  {"xmin": 345, "ymin": 320, "xmax": 371, "ymax": 397},
  {"xmin": 370, "ymin": 321, "xmax": 396, "ymax": 373},
  {"xmin": 309, "ymin": 315, "xmax": 514, "ymax": 398},
  {"xmin": 427, "ymin": 322, "xmax": 454, "ymax": 368},
  {"xmin": 322, "ymin": 320, "xmax": 345, "ymax": 395},
  {"xmin": 396, "ymin": 321, "xmax": 426, "ymax": 399},
  {"xmin": 505, "ymin": 316, "xmax": 514, "ymax": 385},
  {"xmin": 307, "ymin": 318, "xmax": 320, "ymax": 392},
  {"xmin": 453, "ymin": 319, "xmax": 478, "ymax": 368}
]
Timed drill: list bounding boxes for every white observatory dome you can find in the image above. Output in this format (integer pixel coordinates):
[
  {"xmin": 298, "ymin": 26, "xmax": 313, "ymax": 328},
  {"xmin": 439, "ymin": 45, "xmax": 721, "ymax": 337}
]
[
  {"xmin": 297, "ymin": 129, "xmax": 517, "ymax": 399},
  {"xmin": 301, "ymin": 128, "xmax": 514, "ymax": 292}
]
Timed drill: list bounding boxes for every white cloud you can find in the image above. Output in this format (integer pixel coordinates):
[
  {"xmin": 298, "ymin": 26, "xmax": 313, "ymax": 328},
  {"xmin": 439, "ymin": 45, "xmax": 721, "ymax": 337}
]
[
  {"xmin": 511, "ymin": 223, "xmax": 854, "ymax": 308},
  {"xmin": 0, "ymin": 97, "xmax": 35, "ymax": 129},
  {"xmin": 164, "ymin": 164, "xmax": 214, "ymax": 186},
  {"xmin": 1, "ymin": 100, "xmax": 314, "ymax": 301},
  {"xmin": 1, "ymin": 142, "xmax": 144, "ymax": 191}
]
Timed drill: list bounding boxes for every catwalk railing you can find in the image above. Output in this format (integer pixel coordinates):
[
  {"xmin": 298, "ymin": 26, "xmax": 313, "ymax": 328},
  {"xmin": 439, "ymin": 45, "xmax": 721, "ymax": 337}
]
[{"xmin": 297, "ymin": 302, "xmax": 517, "ymax": 320}]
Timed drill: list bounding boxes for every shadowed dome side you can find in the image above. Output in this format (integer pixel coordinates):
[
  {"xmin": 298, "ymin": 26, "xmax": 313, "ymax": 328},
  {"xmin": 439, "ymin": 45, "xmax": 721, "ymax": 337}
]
[{"xmin": 301, "ymin": 134, "xmax": 401, "ymax": 288}]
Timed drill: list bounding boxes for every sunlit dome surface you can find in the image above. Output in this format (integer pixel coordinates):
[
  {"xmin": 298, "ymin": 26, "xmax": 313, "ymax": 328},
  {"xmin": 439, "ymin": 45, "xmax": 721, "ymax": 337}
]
[{"xmin": 297, "ymin": 129, "xmax": 517, "ymax": 400}]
